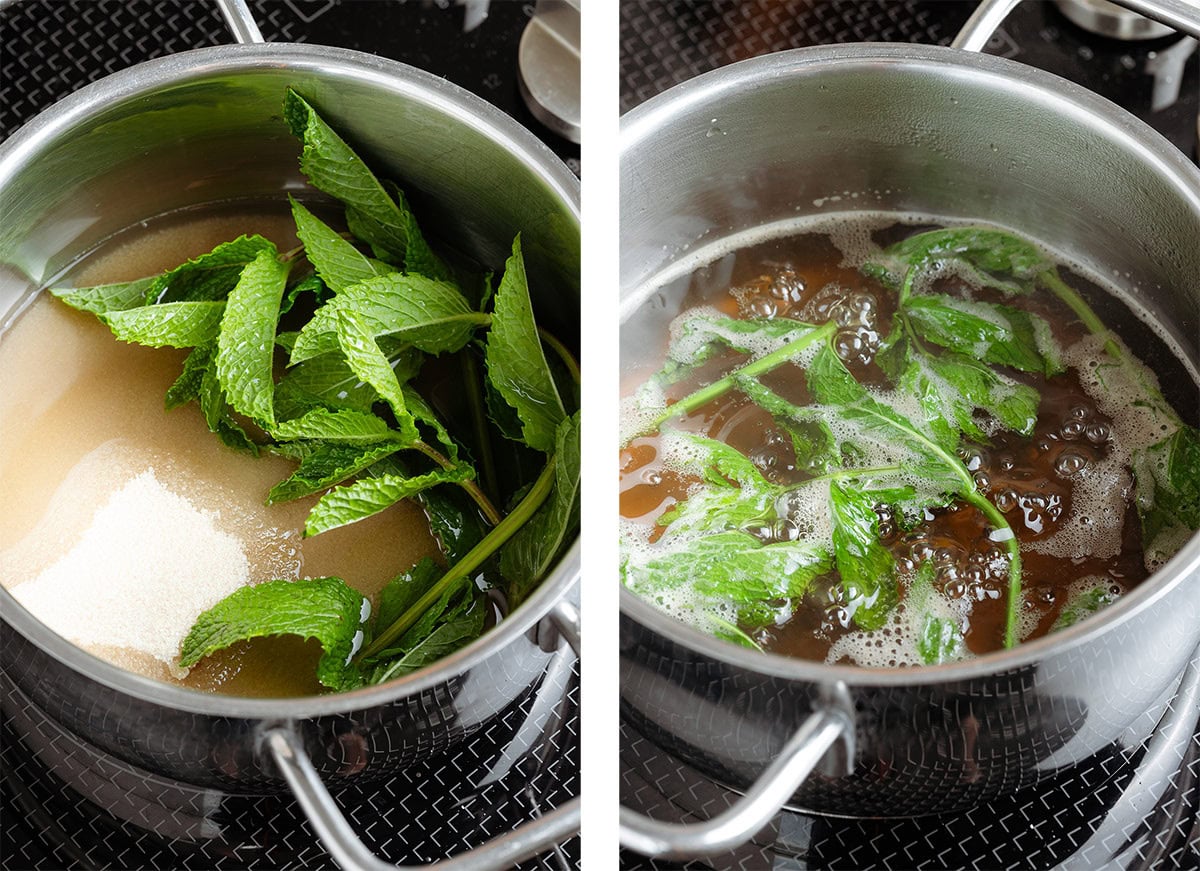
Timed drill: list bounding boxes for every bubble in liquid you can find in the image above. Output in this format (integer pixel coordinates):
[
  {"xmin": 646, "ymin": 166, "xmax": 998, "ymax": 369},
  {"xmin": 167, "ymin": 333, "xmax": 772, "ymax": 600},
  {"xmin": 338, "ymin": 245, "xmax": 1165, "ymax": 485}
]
[
  {"xmin": 834, "ymin": 328, "xmax": 868, "ymax": 364},
  {"xmin": 995, "ymin": 488, "xmax": 1018, "ymax": 513},
  {"xmin": 1055, "ymin": 450, "xmax": 1088, "ymax": 477},
  {"xmin": 1061, "ymin": 420, "xmax": 1085, "ymax": 440},
  {"xmin": 996, "ymin": 453, "xmax": 1016, "ymax": 472},
  {"xmin": 748, "ymin": 296, "xmax": 778, "ymax": 319},
  {"xmin": 643, "ymin": 469, "xmax": 663, "ymax": 486},
  {"xmin": 1086, "ymin": 423, "xmax": 1111, "ymax": 444},
  {"xmin": 973, "ymin": 471, "xmax": 991, "ymax": 491}
]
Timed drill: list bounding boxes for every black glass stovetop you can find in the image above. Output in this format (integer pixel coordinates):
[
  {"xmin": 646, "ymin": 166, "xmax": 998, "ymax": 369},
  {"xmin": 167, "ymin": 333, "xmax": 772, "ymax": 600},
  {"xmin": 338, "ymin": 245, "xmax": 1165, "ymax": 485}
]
[
  {"xmin": 0, "ymin": 2, "xmax": 579, "ymax": 869},
  {"xmin": 618, "ymin": 2, "xmax": 1200, "ymax": 869}
]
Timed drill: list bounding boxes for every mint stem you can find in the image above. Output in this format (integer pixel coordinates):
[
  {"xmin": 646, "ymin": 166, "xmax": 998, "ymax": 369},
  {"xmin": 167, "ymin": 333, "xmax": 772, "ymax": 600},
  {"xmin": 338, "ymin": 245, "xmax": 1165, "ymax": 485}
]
[
  {"xmin": 359, "ymin": 454, "xmax": 558, "ymax": 660},
  {"xmin": 1040, "ymin": 268, "xmax": 1183, "ymax": 428},
  {"xmin": 647, "ymin": 321, "xmax": 837, "ymax": 433},
  {"xmin": 460, "ymin": 350, "xmax": 501, "ymax": 505},
  {"xmin": 538, "ymin": 326, "xmax": 581, "ymax": 385},
  {"xmin": 965, "ymin": 490, "xmax": 1022, "ymax": 649},
  {"xmin": 412, "ymin": 441, "xmax": 503, "ymax": 526}
]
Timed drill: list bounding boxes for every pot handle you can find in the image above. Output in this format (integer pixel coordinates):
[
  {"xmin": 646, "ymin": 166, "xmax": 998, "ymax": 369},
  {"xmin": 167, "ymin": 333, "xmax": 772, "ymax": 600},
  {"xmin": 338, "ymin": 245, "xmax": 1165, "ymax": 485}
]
[
  {"xmin": 264, "ymin": 726, "xmax": 581, "ymax": 871},
  {"xmin": 953, "ymin": 0, "xmax": 1200, "ymax": 51},
  {"xmin": 214, "ymin": 0, "xmax": 266, "ymax": 45},
  {"xmin": 618, "ymin": 706, "xmax": 854, "ymax": 860}
]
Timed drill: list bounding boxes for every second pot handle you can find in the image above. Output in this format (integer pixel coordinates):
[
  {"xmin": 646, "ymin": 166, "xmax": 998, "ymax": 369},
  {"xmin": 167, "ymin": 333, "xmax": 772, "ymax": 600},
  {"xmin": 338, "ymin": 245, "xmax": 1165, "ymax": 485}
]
[
  {"xmin": 265, "ymin": 727, "xmax": 580, "ymax": 871},
  {"xmin": 953, "ymin": 0, "xmax": 1200, "ymax": 51},
  {"xmin": 618, "ymin": 707, "xmax": 854, "ymax": 860}
]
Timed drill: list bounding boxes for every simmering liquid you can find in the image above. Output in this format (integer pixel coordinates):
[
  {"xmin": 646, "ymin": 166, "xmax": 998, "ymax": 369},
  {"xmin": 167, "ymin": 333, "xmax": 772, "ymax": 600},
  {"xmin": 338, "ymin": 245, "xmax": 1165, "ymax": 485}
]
[
  {"xmin": 0, "ymin": 205, "xmax": 440, "ymax": 697},
  {"xmin": 620, "ymin": 221, "xmax": 1198, "ymax": 665}
]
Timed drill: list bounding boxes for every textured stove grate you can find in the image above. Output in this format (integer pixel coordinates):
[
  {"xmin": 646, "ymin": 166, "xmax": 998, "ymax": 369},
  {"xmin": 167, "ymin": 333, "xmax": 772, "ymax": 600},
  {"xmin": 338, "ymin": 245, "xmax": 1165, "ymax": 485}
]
[
  {"xmin": 2, "ymin": 658, "xmax": 579, "ymax": 870},
  {"xmin": 619, "ymin": 651, "xmax": 1200, "ymax": 870}
]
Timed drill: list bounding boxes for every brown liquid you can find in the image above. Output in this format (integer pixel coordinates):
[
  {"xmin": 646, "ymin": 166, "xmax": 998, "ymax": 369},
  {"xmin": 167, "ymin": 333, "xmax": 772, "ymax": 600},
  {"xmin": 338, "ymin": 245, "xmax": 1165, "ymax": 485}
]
[
  {"xmin": 0, "ymin": 206, "xmax": 439, "ymax": 697},
  {"xmin": 620, "ymin": 227, "xmax": 1188, "ymax": 664}
]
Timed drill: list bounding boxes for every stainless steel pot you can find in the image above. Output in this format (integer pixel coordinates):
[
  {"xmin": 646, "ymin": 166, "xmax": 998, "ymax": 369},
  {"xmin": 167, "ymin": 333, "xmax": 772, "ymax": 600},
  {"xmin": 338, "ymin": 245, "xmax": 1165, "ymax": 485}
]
[
  {"xmin": 619, "ymin": 0, "xmax": 1200, "ymax": 858},
  {"xmin": 0, "ymin": 4, "xmax": 581, "ymax": 868}
]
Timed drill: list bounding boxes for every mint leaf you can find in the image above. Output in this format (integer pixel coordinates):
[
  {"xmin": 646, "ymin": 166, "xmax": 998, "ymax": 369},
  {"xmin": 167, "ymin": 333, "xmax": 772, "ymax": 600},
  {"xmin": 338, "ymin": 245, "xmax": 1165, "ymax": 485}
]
[
  {"xmin": 500, "ymin": 412, "xmax": 581, "ymax": 609},
  {"xmin": 1053, "ymin": 585, "xmax": 1118, "ymax": 631},
  {"xmin": 290, "ymin": 273, "xmax": 481, "ymax": 363},
  {"xmin": 280, "ymin": 274, "xmax": 330, "ymax": 317},
  {"xmin": 806, "ymin": 343, "xmax": 868, "ymax": 405},
  {"xmin": 267, "ymin": 442, "xmax": 402, "ymax": 503},
  {"xmin": 148, "ymin": 235, "xmax": 275, "ymax": 304},
  {"xmin": 335, "ymin": 309, "xmax": 418, "ymax": 443},
  {"xmin": 290, "ymin": 197, "xmax": 392, "ymax": 293},
  {"xmin": 417, "ymin": 486, "xmax": 488, "ymax": 563},
  {"xmin": 829, "ymin": 481, "xmax": 896, "ymax": 631},
  {"xmin": 376, "ymin": 558, "xmax": 441, "ymax": 630},
  {"xmin": 284, "ymin": 89, "xmax": 413, "ymax": 262},
  {"xmin": 50, "ymin": 277, "xmax": 154, "ymax": 315},
  {"xmin": 403, "ymin": 386, "xmax": 460, "ymax": 463},
  {"xmin": 374, "ymin": 180, "xmax": 452, "ymax": 281},
  {"xmin": 100, "ymin": 301, "xmax": 226, "ymax": 348},
  {"xmin": 179, "ymin": 577, "xmax": 370, "ymax": 690},
  {"xmin": 918, "ymin": 615, "xmax": 965, "ymax": 664},
  {"xmin": 305, "ymin": 464, "xmax": 474, "ymax": 536},
  {"xmin": 904, "ymin": 295, "xmax": 1053, "ymax": 374},
  {"xmin": 625, "ymin": 531, "xmax": 830, "ymax": 626},
  {"xmin": 216, "ymin": 245, "xmax": 291, "ymax": 424},
  {"xmin": 369, "ymin": 599, "xmax": 485, "ymax": 684},
  {"xmin": 665, "ymin": 314, "xmax": 820, "ymax": 371},
  {"xmin": 273, "ymin": 343, "xmax": 423, "ymax": 421},
  {"xmin": 484, "ymin": 236, "xmax": 566, "ymax": 453},
  {"xmin": 870, "ymin": 227, "xmax": 1050, "ymax": 297},
  {"xmin": 1134, "ymin": 424, "xmax": 1200, "ymax": 564},
  {"xmin": 272, "ymin": 407, "xmax": 407, "ymax": 443},
  {"xmin": 710, "ymin": 615, "xmax": 764, "ymax": 652},
  {"xmin": 736, "ymin": 376, "xmax": 841, "ymax": 474},
  {"xmin": 653, "ymin": 431, "xmax": 779, "ymax": 539},
  {"xmin": 165, "ymin": 340, "xmax": 217, "ymax": 410}
]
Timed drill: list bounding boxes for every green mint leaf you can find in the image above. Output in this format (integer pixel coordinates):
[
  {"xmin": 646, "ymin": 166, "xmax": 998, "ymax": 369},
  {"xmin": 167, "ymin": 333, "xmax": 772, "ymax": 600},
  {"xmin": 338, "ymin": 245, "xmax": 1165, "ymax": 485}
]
[
  {"xmin": 290, "ymin": 273, "xmax": 480, "ymax": 363},
  {"xmin": 148, "ymin": 235, "xmax": 275, "ymax": 304},
  {"xmin": 484, "ymin": 235, "xmax": 566, "ymax": 453},
  {"xmin": 402, "ymin": 386, "xmax": 460, "ymax": 463},
  {"xmin": 870, "ymin": 227, "xmax": 1050, "ymax": 296},
  {"xmin": 1053, "ymin": 585, "xmax": 1119, "ymax": 631},
  {"xmin": 500, "ymin": 412, "xmax": 581, "ymax": 609},
  {"xmin": 374, "ymin": 180, "xmax": 453, "ymax": 281},
  {"xmin": 305, "ymin": 464, "xmax": 474, "ymax": 536},
  {"xmin": 918, "ymin": 615, "xmax": 966, "ymax": 664},
  {"xmin": 272, "ymin": 407, "xmax": 407, "ymax": 443},
  {"xmin": 50, "ymin": 277, "xmax": 155, "ymax": 315},
  {"xmin": 710, "ymin": 615, "xmax": 764, "ymax": 652},
  {"xmin": 1134, "ymin": 424, "xmax": 1200, "ymax": 565},
  {"xmin": 806, "ymin": 343, "xmax": 868, "ymax": 405},
  {"xmin": 280, "ymin": 274, "xmax": 330, "ymax": 317},
  {"xmin": 179, "ymin": 577, "xmax": 370, "ymax": 690},
  {"xmin": 417, "ymin": 486, "xmax": 488, "ymax": 564},
  {"xmin": 100, "ymin": 300, "xmax": 226, "ymax": 348},
  {"xmin": 215, "ymin": 246, "xmax": 291, "ymax": 424},
  {"xmin": 273, "ymin": 343, "xmax": 423, "ymax": 421},
  {"xmin": 829, "ymin": 481, "xmax": 896, "ymax": 631},
  {"xmin": 664, "ymin": 314, "xmax": 820, "ymax": 372},
  {"xmin": 165, "ymin": 340, "xmax": 216, "ymax": 409},
  {"xmin": 267, "ymin": 442, "xmax": 402, "ymax": 503},
  {"xmin": 289, "ymin": 197, "xmax": 393, "ymax": 293},
  {"xmin": 335, "ymin": 309, "xmax": 418, "ymax": 443},
  {"xmin": 368, "ymin": 599, "xmax": 485, "ymax": 684},
  {"xmin": 625, "ymin": 531, "xmax": 830, "ymax": 627},
  {"xmin": 904, "ymin": 295, "xmax": 1053, "ymax": 374},
  {"xmin": 653, "ymin": 431, "xmax": 780, "ymax": 539},
  {"xmin": 376, "ymin": 558, "xmax": 441, "ymax": 631},
  {"xmin": 736, "ymin": 377, "xmax": 841, "ymax": 474},
  {"xmin": 284, "ymin": 89, "xmax": 413, "ymax": 262}
]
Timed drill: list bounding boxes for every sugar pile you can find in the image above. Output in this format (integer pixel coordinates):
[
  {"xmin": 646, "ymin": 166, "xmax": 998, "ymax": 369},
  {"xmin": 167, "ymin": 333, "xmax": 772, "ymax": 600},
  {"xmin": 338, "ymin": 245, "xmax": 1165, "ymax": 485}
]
[{"xmin": 11, "ymin": 469, "xmax": 250, "ymax": 667}]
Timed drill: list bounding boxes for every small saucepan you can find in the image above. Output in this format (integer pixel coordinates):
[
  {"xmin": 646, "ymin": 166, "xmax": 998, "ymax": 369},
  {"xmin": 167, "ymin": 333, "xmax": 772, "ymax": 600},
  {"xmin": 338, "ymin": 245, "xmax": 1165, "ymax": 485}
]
[
  {"xmin": 618, "ymin": 0, "xmax": 1200, "ymax": 858},
  {"xmin": 0, "ymin": 1, "xmax": 581, "ymax": 867}
]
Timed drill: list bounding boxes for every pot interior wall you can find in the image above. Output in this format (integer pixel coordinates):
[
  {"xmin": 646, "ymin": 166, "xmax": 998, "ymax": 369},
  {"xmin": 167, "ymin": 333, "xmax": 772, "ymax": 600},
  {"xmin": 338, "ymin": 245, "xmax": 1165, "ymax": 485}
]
[
  {"xmin": 620, "ymin": 50, "xmax": 1199, "ymax": 372},
  {"xmin": 0, "ymin": 49, "xmax": 580, "ymax": 339}
]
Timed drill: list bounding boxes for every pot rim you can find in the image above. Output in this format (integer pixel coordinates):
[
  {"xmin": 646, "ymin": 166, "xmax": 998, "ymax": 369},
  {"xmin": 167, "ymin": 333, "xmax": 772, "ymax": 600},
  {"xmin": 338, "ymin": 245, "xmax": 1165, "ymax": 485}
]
[
  {"xmin": 619, "ymin": 42, "xmax": 1200, "ymax": 687},
  {"xmin": 0, "ymin": 42, "xmax": 581, "ymax": 717}
]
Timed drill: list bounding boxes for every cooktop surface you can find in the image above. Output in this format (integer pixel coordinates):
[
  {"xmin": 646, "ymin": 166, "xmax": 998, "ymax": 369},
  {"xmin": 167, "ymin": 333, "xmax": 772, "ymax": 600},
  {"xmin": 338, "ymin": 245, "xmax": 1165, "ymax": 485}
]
[{"xmin": 0, "ymin": 2, "xmax": 580, "ymax": 869}]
